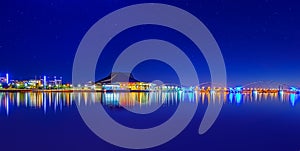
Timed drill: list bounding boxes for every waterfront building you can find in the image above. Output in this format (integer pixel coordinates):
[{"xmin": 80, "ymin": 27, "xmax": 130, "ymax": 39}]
[
  {"xmin": 96, "ymin": 72, "xmax": 154, "ymax": 91},
  {"xmin": 27, "ymin": 80, "xmax": 42, "ymax": 88},
  {"xmin": 0, "ymin": 73, "xmax": 9, "ymax": 84},
  {"xmin": 0, "ymin": 76, "xmax": 7, "ymax": 84}
]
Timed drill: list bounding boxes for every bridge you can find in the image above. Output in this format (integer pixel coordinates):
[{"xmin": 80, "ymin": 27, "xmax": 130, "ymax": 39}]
[{"xmin": 197, "ymin": 81, "xmax": 299, "ymax": 94}]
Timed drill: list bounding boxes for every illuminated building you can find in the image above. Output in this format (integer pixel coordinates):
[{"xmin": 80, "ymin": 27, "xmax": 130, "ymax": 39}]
[
  {"xmin": 290, "ymin": 87, "xmax": 299, "ymax": 94},
  {"xmin": 43, "ymin": 76, "xmax": 47, "ymax": 88},
  {"xmin": 96, "ymin": 72, "xmax": 154, "ymax": 91},
  {"xmin": 0, "ymin": 73, "xmax": 9, "ymax": 84},
  {"xmin": 228, "ymin": 87, "xmax": 243, "ymax": 93},
  {"xmin": 26, "ymin": 80, "xmax": 43, "ymax": 88},
  {"xmin": 102, "ymin": 84, "xmax": 121, "ymax": 91},
  {"xmin": 0, "ymin": 73, "xmax": 10, "ymax": 88},
  {"xmin": 43, "ymin": 76, "xmax": 63, "ymax": 88},
  {"xmin": 0, "ymin": 76, "xmax": 7, "ymax": 84},
  {"xmin": 235, "ymin": 87, "xmax": 243, "ymax": 92},
  {"xmin": 6, "ymin": 73, "xmax": 9, "ymax": 84}
]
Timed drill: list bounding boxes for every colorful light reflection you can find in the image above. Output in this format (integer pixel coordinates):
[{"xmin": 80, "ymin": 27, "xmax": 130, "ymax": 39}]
[{"xmin": 0, "ymin": 91, "xmax": 299, "ymax": 115}]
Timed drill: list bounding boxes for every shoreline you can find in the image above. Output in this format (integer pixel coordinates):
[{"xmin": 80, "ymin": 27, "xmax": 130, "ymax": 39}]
[
  {"xmin": 0, "ymin": 88, "xmax": 298, "ymax": 94},
  {"xmin": 0, "ymin": 89, "xmax": 153, "ymax": 93}
]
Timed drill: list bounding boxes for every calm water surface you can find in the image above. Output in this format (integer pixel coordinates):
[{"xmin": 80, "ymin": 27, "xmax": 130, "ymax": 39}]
[{"xmin": 0, "ymin": 91, "xmax": 300, "ymax": 151}]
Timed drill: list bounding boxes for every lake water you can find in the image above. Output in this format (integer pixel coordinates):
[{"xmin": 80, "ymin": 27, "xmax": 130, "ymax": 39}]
[{"xmin": 0, "ymin": 91, "xmax": 300, "ymax": 151}]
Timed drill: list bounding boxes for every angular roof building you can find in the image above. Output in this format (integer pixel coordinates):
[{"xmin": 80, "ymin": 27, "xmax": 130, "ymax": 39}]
[{"xmin": 96, "ymin": 72, "xmax": 139, "ymax": 84}]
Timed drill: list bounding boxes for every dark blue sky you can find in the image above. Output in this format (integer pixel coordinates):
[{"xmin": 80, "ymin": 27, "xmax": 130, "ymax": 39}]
[{"xmin": 0, "ymin": 0, "xmax": 299, "ymax": 86}]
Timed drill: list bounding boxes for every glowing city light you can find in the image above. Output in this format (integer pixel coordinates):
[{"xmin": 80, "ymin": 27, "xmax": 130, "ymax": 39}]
[
  {"xmin": 235, "ymin": 87, "xmax": 243, "ymax": 93},
  {"xmin": 6, "ymin": 73, "xmax": 9, "ymax": 84},
  {"xmin": 236, "ymin": 93, "xmax": 242, "ymax": 104},
  {"xmin": 290, "ymin": 93, "xmax": 296, "ymax": 106},
  {"xmin": 43, "ymin": 76, "xmax": 47, "ymax": 89}
]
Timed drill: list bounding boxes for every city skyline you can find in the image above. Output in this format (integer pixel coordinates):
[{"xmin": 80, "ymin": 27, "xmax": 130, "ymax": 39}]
[
  {"xmin": 1, "ymin": 71, "xmax": 300, "ymax": 88},
  {"xmin": 1, "ymin": 72, "xmax": 300, "ymax": 92}
]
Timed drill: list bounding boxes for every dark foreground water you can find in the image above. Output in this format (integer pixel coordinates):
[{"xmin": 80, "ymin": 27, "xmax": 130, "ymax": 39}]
[{"xmin": 0, "ymin": 92, "xmax": 300, "ymax": 151}]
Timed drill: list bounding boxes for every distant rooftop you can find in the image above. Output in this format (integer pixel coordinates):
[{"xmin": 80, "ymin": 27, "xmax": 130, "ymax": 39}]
[{"xmin": 96, "ymin": 72, "xmax": 139, "ymax": 84}]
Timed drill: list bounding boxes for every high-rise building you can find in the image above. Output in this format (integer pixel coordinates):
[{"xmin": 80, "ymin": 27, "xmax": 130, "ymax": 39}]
[{"xmin": 6, "ymin": 73, "xmax": 9, "ymax": 84}]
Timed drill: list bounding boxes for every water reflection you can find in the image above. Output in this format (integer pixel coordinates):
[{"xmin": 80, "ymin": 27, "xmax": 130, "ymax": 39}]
[
  {"xmin": 0, "ymin": 91, "xmax": 299, "ymax": 115},
  {"xmin": 290, "ymin": 93, "xmax": 297, "ymax": 106}
]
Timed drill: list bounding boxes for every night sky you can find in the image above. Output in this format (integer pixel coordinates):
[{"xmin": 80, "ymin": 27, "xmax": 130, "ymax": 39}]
[{"xmin": 1, "ymin": 0, "xmax": 299, "ymax": 86}]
